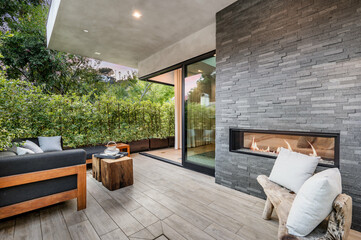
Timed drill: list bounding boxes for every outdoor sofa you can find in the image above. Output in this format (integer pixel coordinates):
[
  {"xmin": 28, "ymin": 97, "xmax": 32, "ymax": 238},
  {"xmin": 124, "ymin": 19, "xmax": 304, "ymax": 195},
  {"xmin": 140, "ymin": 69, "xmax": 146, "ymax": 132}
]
[{"xmin": 0, "ymin": 138, "xmax": 87, "ymax": 219}]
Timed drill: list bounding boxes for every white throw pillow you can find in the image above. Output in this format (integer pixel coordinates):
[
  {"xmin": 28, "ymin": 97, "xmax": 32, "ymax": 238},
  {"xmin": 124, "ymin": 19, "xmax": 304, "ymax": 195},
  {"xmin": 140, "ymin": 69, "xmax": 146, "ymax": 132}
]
[
  {"xmin": 38, "ymin": 136, "xmax": 63, "ymax": 152},
  {"xmin": 286, "ymin": 168, "xmax": 342, "ymax": 236},
  {"xmin": 23, "ymin": 140, "xmax": 44, "ymax": 153},
  {"xmin": 269, "ymin": 148, "xmax": 319, "ymax": 193},
  {"xmin": 17, "ymin": 147, "xmax": 35, "ymax": 155}
]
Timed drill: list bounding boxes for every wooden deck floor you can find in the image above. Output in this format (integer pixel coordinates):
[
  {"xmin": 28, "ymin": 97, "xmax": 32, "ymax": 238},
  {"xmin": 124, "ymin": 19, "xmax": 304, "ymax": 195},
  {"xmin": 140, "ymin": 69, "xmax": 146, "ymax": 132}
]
[
  {"xmin": 142, "ymin": 148, "xmax": 182, "ymax": 164},
  {"xmin": 1, "ymin": 154, "xmax": 360, "ymax": 240}
]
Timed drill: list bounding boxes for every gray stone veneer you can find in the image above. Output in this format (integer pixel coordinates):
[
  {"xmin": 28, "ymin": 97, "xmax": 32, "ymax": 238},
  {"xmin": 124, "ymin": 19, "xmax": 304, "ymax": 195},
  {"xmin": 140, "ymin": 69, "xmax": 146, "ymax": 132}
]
[{"xmin": 215, "ymin": 0, "xmax": 361, "ymax": 230}]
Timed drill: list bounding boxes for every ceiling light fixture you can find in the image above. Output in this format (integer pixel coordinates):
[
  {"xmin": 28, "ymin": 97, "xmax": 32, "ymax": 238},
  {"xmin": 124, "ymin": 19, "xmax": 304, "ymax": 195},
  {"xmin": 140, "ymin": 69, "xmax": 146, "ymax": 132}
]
[
  {"xmin": 83, "ymin": 29, "xmax": 89, "ymax": 33},
  {"xmin": 132, "ymin": 11, "xmax": 142, "ymax": 19},
  {"xmin": 94, "ymin": 52, "xmax": 101, "ymax": 55}
]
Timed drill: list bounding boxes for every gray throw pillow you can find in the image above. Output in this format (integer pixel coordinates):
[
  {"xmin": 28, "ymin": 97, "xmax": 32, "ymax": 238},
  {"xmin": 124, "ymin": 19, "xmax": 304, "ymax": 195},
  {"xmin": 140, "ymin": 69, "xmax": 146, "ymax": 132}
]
[
  {"xmin": 24, "ymin": 140, "xmax": 44, "ymax": 153},
  {"xmin": 17, "ymin": 147, "xmax": 35, "ymax": 155},
  {"xmin": 38, "ymin": 136, "xmax": 63, "ymax": 152}
]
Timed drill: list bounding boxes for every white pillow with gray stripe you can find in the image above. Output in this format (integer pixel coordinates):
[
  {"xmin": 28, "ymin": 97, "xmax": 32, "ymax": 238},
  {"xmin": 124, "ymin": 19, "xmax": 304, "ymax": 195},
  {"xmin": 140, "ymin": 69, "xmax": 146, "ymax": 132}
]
[
  {"xmin": 17, "ymin": 147, "xmax": 35, "ymax": 155},
  {"xmin": 24, "ymin": 140, "xmax": 44, "ymax": 153}
]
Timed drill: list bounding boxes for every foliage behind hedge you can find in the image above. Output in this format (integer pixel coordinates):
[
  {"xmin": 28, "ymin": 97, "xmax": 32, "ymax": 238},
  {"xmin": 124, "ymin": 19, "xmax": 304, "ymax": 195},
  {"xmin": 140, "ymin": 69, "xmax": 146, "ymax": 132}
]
[{"xmin": 0, "ymin": 74, "xmax": 175, "ymax": 149}]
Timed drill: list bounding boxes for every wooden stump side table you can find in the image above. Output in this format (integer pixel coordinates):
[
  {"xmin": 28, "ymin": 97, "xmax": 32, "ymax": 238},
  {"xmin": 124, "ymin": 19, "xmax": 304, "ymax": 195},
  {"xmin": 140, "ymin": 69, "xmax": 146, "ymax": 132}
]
[
  {"xmin": 101, "ymin": 157, "xmax": 133, "ymax": 191},
  {"xmin": 92, "ymin": 155, "xmax": 102, "ymax": 181}
]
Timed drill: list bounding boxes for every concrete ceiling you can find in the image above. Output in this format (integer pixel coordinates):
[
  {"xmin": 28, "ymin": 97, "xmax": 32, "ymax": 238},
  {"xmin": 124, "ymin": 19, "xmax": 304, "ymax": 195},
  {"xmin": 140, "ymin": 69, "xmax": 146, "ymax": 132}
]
[{"xmin": 47, "ymin": 0, "xmax": 237, "ymax": 69}]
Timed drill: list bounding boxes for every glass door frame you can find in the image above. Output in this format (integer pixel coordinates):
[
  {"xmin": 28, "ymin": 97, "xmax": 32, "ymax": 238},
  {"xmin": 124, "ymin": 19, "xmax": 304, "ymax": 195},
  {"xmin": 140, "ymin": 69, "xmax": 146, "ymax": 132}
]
[
  {"xmin": 139, "ymin": 50, "xmax": 216, "ymax": 176},
  {"xmin": 181, "ymin": 51, "xmax": 216, "ymax": 176}
]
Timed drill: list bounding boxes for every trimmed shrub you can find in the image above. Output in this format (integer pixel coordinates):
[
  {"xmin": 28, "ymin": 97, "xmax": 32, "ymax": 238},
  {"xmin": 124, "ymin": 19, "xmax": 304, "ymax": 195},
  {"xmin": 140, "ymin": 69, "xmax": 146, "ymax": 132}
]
[{"xmin": 0, "ymin": 73, "xmax": 175, "ymax": 149}]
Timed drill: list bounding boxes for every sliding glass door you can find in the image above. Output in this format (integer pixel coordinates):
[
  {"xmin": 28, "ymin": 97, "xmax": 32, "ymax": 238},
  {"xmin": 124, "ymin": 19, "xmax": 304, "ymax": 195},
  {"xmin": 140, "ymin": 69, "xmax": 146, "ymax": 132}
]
[{"xmin": 183, "ymin": 55, "xmax": 216, "ymax": 174}]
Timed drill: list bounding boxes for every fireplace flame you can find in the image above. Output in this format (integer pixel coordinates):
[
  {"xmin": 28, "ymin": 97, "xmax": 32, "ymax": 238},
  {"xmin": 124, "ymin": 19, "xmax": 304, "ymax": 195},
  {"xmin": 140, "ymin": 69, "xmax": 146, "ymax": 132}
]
[
  {"xmin": 249, "ymin": 138, "xmax": 319, "ymax": 157},
  {"xmin": 251, "ymin": 137, "xmax": 259, "ymax": 151}
]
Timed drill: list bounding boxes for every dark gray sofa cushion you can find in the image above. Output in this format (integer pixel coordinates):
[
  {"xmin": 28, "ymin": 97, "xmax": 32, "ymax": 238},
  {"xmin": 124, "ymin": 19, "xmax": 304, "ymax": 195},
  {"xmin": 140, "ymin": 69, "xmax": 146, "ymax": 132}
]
[
  {"xmin": 0, "ymin": 175, "xmax": 76, "ymax": 207},
  {"xmin": 0, "ymin": 149, "xmax": 86, "ymax": 177}
]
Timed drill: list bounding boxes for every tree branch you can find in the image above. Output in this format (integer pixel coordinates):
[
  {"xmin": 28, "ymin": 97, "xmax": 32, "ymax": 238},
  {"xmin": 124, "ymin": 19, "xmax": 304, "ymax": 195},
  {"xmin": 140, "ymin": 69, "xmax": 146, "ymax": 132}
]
[{"xmin": 139, "ymin": 82, "xmax": 152, "ymax": 103}]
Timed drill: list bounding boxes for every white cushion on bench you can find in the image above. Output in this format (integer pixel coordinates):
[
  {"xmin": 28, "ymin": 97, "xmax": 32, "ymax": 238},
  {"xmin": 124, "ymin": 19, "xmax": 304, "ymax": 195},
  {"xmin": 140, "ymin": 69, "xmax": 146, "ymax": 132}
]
[
  {"xmin": 269, "ymin": 148, "xmax": 318, "ymax": 193},
  {"xmin": 286, "ymin": 168, "xmax": 342, "ymax": 236}
]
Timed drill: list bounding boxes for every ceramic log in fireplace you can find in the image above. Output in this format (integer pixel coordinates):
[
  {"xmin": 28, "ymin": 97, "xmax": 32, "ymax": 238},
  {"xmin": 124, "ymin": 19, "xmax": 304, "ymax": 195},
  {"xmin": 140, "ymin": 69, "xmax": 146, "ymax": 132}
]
[{"xmin": 229, "ymin": 129, "xmax": 340, "ymax": 167}]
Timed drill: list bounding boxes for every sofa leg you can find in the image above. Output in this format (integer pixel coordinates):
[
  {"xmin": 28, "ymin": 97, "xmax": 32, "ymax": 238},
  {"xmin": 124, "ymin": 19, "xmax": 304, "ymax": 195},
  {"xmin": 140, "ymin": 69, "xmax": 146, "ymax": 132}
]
[
  {"xmin": 262, "ymin": 198, "xmax": 274, "ymax": 220},
  {"xmin": 77, "ymin": 165, "xmax": 87, "ymax": 210}
]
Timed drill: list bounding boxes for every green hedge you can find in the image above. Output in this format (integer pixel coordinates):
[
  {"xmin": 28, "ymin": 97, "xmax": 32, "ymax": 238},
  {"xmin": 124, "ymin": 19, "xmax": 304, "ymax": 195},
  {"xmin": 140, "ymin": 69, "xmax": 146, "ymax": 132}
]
[{"xmin": 0, "ymin": 73, "xmax": 174, "ymax": 149}]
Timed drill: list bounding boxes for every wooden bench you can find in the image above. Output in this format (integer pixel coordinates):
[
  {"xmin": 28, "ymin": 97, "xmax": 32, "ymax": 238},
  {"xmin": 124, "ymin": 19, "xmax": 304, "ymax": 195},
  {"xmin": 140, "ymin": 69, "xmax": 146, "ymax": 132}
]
[{"xmin": 257, "ymin": 175, "xmax": 352, "ymax": 240}]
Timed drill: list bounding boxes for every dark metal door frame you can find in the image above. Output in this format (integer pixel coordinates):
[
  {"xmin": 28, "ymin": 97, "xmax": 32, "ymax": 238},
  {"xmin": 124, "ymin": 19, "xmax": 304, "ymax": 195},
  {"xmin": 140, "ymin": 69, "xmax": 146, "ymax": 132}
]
[
  {"xmin": 141, "ymin": 50, "xmax": 216, "ymax": 176},
  {"xmin": 181, "ymin": 51, "xmax": 216, "ymax": 176}
]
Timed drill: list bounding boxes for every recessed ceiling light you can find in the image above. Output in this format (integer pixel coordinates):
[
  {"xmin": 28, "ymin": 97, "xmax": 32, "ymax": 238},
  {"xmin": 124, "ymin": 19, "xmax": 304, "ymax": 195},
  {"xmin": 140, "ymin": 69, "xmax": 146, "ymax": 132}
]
[
  {"xmin": 132, "ymin": 11, "xmax": 142, "ymax": 19},
  {"xmin": 94, "ymin": 52, "xmax": 101, "ymax": 55},
  {"xmin": 83, "ymin": 29, "xmax": 89, "ymax": 33}
]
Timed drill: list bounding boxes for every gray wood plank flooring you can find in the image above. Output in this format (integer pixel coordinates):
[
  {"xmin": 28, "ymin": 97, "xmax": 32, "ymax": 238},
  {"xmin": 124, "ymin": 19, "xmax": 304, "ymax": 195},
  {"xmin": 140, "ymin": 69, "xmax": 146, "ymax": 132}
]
[{"xmin": 1, "ymin": 153, "xmax": 360, "ymax": 240}]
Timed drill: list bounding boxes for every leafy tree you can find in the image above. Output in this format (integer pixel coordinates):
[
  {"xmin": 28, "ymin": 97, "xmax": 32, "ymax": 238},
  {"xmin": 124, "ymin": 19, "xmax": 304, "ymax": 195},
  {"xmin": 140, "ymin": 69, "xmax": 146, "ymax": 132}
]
[
  {"xmin": 0, "ymin": 0, "xmax": 103, "ymax": 95},
  {"xmin": 187, "ymin": 74, "xmax": 215, "ymax": 103},
  {"xmin": 107, "ymin": 77, "xmax": 174, "ymax": 104},
  {"xmin": 0, "ymin": 0, "xmax": 47, "ymax": 30}
]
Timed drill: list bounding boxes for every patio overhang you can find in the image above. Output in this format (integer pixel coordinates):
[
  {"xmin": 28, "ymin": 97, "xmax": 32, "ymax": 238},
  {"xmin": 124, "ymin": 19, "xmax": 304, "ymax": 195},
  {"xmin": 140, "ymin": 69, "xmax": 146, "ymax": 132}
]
[{"xmin": 47, "ymin": 0, "xmax": 237, "ymax": 78}]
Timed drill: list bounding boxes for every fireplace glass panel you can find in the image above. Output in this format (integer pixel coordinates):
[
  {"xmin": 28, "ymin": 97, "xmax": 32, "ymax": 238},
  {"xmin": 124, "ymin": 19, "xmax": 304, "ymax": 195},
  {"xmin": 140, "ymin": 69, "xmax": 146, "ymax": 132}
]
[{"xmin": 230, "ymin": 129, "xmax": 339, "ymax": 167}]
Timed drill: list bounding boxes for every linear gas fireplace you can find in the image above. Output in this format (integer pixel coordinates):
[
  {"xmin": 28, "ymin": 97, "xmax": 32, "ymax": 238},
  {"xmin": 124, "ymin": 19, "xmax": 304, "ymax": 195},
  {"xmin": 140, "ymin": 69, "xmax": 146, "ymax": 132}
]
[{"xmin": 229, "ymin": 129, "xmax": 340, "ymax": 167}]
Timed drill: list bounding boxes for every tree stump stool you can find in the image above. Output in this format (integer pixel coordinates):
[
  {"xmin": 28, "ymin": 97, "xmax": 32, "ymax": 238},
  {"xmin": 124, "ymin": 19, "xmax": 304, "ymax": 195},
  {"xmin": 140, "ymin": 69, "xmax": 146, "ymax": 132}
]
[
  {"xmin": 101, "ymin": 157, "xmax": 133, "ymax": 191},
  {"xmin": 92, "ymin": 155, "xmax": 102, "ymax": 181}
]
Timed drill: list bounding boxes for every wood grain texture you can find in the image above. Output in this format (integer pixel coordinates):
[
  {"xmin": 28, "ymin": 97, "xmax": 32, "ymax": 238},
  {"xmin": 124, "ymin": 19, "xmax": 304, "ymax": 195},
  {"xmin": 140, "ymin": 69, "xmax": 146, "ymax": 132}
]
[
  {"xmin": 68, "ymin": 220, "xmax": 100, "ymax": 240},
  {"xmin": 40, "ymin": 206, "xmax": 71, "ymax": 240},
  {"xmin": 61, "ymin": 199, "xmax": 88, "ymax": 227},
  {"xmin": 0, "ymin": 165, "xmax": 78, "ymax": 188},
  {"xmin": 101, "ymin": 157, "xmax": 133, "ymax": 191},
  {"xmin": 92, "ymin": 155, "xmax": 101, "ymax": 181},
  {"xmin": 146, "ymin": 221, "xmax": 163, "ymax": 237},
  {"xmin": 77, "ymin": 164, "xmax": 87, "ymax": 210},
  {"xmin": 0, "ymin": 164, "xmax": 86, "ymax": 220},
  {"xmin": 0, "ymin": 189, "xmax": 77, "ymax": 219},
  {"xmin": 262, "ymin": 198, "xmax": 274, "ymax": 220},
  {"xmin": 0, "ymin": 219, "xmax": 15, "ymax": 240},
  {"xmin": 130, "ymin": 206, "xmax": 158, "ymax": 227},
  {"xmin": 83, "ymin": 193, "xmax": 118, "ymax": 236},
  {"xmin": 14, "ymin": 212, "xmax": 42, "ymax": 240},
  {"xmin": 163, "ymin": 214, "xmax": 214, "ymax": 240},
  {"xmin": 100, "ymin": 229, "xmax": 129, "ymax": 240}
]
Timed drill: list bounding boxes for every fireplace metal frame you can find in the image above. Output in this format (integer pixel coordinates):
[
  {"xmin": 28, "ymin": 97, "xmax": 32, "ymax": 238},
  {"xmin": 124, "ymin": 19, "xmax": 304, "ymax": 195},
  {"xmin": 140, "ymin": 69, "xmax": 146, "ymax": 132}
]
[{"xmin": 229, "ymin": 128, "xmax": 340, "ymax": 168}]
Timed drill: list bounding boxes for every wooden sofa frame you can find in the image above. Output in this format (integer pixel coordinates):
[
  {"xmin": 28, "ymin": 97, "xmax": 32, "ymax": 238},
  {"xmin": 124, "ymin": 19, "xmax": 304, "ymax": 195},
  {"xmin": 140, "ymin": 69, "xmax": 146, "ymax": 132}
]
[
  {"xmin": 257, "ymin": 175, "xmax": 352, "ymax": 240},
  {"xmin": 0, "ymin": 164, "xmax": 86, "ymax": 219}
]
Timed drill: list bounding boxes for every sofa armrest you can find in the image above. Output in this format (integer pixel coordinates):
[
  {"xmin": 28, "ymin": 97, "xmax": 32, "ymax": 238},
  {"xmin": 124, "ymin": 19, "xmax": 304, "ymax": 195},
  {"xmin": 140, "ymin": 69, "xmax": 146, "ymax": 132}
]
[{"xmin": 0, "ymin": 149, "xmax": 86, "ymax": 177}]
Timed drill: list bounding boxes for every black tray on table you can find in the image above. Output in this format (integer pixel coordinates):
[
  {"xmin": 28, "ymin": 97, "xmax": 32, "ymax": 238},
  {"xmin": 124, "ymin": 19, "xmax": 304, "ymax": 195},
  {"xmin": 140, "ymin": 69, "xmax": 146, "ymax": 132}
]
[{"xmin": 93, "ymin": 152, "xmax": 128, "ymax": 159}]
